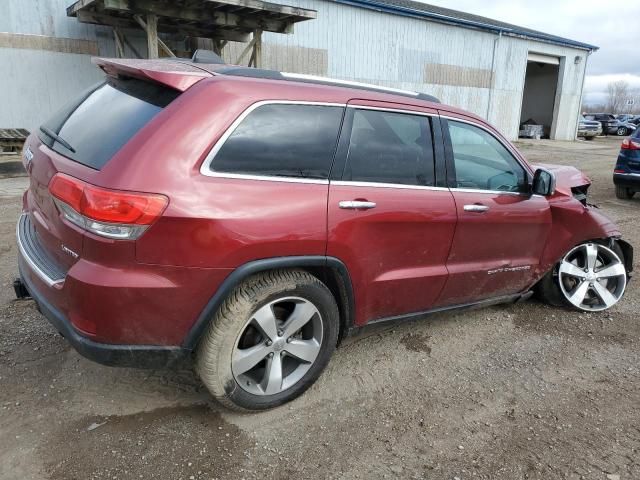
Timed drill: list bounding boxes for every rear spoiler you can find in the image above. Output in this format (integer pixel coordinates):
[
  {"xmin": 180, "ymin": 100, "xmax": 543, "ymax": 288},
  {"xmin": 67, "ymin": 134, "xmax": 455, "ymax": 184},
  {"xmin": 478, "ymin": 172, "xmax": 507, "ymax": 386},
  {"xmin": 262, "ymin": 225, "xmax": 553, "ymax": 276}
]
[{"xmin": 92, "ymin": 57, "xmax": 211, "ymax": 92}]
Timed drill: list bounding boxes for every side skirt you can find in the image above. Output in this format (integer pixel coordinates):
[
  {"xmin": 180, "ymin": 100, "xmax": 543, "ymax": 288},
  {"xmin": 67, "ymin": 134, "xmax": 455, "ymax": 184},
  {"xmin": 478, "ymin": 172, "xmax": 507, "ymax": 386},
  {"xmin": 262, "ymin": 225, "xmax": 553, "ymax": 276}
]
[{"xmin": 346, "ymin": 291, "xmax": 533, "ymax": 337}]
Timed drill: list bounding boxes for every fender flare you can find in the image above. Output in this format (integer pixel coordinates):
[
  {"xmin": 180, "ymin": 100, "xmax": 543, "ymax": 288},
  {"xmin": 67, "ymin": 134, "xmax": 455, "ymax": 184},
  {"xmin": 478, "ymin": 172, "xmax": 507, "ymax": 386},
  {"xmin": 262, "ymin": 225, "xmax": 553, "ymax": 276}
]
[{"xmin": 182, "ymin": 256, "xmax": 355, "ymax": 350}]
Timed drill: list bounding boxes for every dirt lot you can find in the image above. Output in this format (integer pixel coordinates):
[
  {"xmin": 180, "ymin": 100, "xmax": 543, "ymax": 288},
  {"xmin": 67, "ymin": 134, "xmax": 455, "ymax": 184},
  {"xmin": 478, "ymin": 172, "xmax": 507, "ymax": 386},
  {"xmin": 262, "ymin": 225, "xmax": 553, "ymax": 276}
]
[{"xmin": 1, "ymin": 138, "xmax": 639, "ymax": 480}]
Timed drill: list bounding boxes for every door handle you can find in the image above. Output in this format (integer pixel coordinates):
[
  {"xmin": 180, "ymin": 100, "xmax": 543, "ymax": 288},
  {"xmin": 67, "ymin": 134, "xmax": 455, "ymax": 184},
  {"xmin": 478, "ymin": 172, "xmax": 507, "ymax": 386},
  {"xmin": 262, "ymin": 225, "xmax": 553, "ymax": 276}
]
[
  {"xmin": 463, "ymin": 204, "xmax": 490, "ymax": 213},
  {"xmin": 339, "ymin": 200, "xmax": 377, "ymax": 210}
]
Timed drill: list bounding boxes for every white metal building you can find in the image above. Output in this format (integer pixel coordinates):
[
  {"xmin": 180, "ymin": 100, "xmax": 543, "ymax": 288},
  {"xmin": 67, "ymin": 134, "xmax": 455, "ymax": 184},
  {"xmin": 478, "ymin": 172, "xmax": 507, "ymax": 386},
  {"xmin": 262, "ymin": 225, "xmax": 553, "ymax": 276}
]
[{"xmin": 0, "ymin": 0, "xmax": 597, "ymax": 140}]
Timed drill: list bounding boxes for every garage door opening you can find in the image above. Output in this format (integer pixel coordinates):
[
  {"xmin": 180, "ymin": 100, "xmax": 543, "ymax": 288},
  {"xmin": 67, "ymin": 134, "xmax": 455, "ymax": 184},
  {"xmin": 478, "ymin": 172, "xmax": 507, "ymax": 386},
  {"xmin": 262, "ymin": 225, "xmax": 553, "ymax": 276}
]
[{"xmin": 519, "ymin": 53, "xmax": 560, "ymax": 139}]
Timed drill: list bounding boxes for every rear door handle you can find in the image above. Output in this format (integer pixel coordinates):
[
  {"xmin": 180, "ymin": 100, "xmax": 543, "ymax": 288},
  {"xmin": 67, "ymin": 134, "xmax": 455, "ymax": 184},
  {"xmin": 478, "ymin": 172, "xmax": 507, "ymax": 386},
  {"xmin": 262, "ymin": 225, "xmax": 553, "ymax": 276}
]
[
  {"xmin": 339, "ymin": 200, "xmax": 377, "ymax": 210},
  {"xmin": 463, "ymin": 204, "xmax": 490, "ymax": 213}
]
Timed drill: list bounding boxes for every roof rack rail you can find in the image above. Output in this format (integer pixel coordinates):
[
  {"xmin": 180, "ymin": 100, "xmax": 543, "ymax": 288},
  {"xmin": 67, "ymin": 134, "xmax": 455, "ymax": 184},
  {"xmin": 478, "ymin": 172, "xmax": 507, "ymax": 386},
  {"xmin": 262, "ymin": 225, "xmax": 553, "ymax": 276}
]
[{"xmin": 211, "ymin": 63, "xmax": 440, "ymax": 103}]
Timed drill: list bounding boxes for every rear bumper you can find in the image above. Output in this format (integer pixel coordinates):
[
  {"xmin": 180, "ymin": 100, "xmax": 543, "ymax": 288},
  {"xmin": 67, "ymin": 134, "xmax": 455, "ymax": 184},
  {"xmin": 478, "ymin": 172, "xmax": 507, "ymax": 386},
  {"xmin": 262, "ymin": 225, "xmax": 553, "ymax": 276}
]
[
  {"xmin": 18, "ymin": 257, "xmax": 190, "ymax": 367},
  {"xmin": 613, "ymin": 172, "xmax": 640, "ymax": 189}
]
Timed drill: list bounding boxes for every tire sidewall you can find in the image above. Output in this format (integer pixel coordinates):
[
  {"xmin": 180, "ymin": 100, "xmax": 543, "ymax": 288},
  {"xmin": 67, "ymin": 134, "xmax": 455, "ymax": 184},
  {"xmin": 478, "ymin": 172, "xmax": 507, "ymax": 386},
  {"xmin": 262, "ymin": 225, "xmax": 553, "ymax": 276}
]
[{"xmin": 198, "ymin": 273, "xmax": 339, "ymax": 411}]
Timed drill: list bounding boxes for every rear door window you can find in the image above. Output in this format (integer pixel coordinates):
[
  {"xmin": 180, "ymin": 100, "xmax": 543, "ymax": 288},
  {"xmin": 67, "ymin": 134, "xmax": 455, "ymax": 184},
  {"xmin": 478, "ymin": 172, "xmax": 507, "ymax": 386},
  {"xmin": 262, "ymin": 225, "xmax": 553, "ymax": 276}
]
[
  {"xmin": 342, "ymin": 109, "xmax": 435, "ymax": 186},
  {"xmin": 211, "ymin": 104, "xmax": 344, "ymax": 179},
  {"xmin": 39, "ymin": 77, "xmax": 179, "ymax": 170}
]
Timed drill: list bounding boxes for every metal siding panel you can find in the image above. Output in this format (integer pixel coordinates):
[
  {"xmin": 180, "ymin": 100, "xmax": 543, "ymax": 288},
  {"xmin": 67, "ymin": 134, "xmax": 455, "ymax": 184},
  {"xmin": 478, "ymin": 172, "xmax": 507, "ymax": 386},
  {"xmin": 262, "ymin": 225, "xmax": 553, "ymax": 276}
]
[{"xmin": 0, "ymin": 0, "xmax": 587, "ymax": 140}]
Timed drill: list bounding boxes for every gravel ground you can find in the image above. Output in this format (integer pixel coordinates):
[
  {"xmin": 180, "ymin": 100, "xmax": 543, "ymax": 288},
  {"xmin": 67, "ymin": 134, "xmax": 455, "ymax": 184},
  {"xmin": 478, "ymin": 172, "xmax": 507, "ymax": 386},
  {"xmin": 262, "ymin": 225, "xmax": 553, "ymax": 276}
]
[{"xmin": 1, "ymin": 137, "xmax": 638, "ymax": 480}]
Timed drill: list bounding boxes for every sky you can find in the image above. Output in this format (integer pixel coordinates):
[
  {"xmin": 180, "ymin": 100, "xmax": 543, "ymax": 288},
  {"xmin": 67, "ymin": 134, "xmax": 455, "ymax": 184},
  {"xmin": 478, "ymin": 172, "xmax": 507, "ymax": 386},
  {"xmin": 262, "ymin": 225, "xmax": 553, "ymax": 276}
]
[{"xmin": 417, "ymin": 0, "xmax": 640, "ymax": 105}]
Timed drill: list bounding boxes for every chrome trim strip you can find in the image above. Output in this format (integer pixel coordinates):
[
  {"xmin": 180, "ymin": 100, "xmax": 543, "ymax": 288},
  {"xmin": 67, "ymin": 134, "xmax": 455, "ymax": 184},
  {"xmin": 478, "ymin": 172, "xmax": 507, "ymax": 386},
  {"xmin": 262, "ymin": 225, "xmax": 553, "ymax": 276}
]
[
  {"xmin": 202, "ymin": 172, "xmax": 329, "ymax": 184},
  {"xmin": 16, "ymin": 214, "xmax": 63, "ymax": 288},
  {"xmin": 200, "ymin": 100, "xmax": 346, "ymax": 181},
  {"xmin": 439, "ymin": 114, "xmax": 534, "ymax": 175},
  {"xmin": 331, "ymin": 180, "xmax": 450, "ymax": 191},
  {"xmin": 449, "ymin": 187, "xmax": 525, "ymax": 196},
  {"xmin": 281, "ymin": 72, "xmax": 420, "ymax": 97},
  {"xmin": 346, "ymin": 105, "xmax": 435, "ymax": 117},
  {"xmin": 614, "ymin": 172, "xmax": 640, "ymax": 177}
]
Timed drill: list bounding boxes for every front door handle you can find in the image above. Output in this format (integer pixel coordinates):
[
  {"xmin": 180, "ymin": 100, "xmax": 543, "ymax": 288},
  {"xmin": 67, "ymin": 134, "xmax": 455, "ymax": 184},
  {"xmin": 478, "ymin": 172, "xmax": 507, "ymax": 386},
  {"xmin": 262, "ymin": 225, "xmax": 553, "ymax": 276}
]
[
  {"xmin": 463, "ymin": 204, "xmax": 490, "ymax": 213},
  {"xmin": 339, "ymin": 200, "xmax": 377, "ymax": 210}
]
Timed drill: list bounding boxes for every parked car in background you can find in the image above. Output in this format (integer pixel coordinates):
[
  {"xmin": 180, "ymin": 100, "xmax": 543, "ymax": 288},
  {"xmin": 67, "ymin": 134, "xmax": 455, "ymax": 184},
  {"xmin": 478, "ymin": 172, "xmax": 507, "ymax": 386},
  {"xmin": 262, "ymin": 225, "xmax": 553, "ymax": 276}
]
[
  {"xmin": 577, "ymin": 115, "xmax": 602, "ymax": 140},
  {"xmin": 616, "ymin": 114, "xmax": 636, "ymax": 123},
  {"xmin": 15, "ymin": 55, "xmax": 634, "ymax": 411},
  {"xmin": 621, "ymin": 121, "xmax": 638, "ymax": 136},
  {"xmin": 614, "ymin": 128, "xmax": 640, "ymax": 199},
  {"xmin": 585, "ymin": 113, "xmax": 634, "ymax": 136}
]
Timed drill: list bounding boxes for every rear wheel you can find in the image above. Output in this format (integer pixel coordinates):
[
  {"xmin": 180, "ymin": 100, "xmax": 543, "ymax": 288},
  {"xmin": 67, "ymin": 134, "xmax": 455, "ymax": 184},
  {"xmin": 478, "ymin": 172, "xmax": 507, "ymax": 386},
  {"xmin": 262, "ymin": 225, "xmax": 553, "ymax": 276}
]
[
  {"xmin": 196, "ymin": 270, "xmax": 339, "ymax": 411},
  {"xmin": 615, "ymin": 185, "xmax": 634, "ymax": 199},
  {"xmin": 616, "ymin": 127, "xmax": 627, "ymax": 136},
  {"xmin": 537, "ymin": 242, "xmax": 627, "ymax": 312}
]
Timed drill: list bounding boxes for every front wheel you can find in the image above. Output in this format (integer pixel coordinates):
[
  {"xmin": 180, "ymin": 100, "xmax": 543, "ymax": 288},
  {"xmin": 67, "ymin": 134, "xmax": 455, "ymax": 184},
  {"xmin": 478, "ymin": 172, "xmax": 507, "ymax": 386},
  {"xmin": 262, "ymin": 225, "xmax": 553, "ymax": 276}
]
[
  {"xmin": 538, "ymin": 242, "xmax": 627, "ymax": 312},
  {"xmin": 196, "ymin": 270, "xmax": 339, "ymax": 411}
]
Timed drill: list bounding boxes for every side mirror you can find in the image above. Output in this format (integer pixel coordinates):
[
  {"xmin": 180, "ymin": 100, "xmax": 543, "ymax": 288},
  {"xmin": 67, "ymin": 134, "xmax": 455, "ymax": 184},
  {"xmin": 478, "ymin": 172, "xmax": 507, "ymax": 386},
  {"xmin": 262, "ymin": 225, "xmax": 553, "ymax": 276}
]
[{"xmin": 532, "ymin": 168, "xmax": 556, "ymax": 196}]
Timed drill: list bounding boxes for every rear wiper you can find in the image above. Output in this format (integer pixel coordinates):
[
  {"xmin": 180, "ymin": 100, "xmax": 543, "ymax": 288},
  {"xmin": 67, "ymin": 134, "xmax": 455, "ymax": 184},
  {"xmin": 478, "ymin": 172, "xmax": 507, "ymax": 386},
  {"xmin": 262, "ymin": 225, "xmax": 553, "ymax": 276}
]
[{"xmin": 39, "ymin": 126, "xmax": 76, "ymax": 153}]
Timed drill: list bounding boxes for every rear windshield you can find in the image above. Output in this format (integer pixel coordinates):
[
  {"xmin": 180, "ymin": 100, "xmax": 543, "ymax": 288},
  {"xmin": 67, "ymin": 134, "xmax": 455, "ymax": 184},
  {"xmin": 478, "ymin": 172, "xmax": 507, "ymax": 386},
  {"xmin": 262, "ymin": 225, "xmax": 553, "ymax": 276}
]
[{"xmin": 38, "ymin": 77, "xmax": 180, "ymax": 170}]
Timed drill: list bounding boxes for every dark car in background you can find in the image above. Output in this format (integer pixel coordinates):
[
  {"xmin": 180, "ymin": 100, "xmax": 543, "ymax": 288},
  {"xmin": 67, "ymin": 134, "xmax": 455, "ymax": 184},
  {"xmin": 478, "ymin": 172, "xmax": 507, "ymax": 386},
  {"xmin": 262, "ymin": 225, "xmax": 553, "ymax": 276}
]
[
  {"xmin": 614, "ymin": 128, "xmax": 640, "ymax": 199},
  {"xmin": 616, "ymin": 114, "xmax": 636, "ymax": 123},
  {"xmin": 586, "ymin": 113, "xmax": 634, "ymax": 136}
]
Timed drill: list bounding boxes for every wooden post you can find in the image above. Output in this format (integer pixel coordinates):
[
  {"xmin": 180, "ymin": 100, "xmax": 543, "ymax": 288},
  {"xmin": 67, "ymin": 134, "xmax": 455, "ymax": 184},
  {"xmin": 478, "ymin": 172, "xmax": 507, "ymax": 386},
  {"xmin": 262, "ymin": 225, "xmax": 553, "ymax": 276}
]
[
  {"xmin": 113, "ymin": 27, "xmax": 125, "ymax": 58},
  {"xmin": 253, "ymin": 30, "xmax": 262, "ymax": 68},
  {"xmin": 235, "ymin": 36, "xmax": 257, "ymax": 65},
  {"xmin": 134, "ymin": 14, "xmax": 175, "ymax": 58},
  {"xmin": 146, "ymin": 13, "xmax": 159, "ymax": 59}
]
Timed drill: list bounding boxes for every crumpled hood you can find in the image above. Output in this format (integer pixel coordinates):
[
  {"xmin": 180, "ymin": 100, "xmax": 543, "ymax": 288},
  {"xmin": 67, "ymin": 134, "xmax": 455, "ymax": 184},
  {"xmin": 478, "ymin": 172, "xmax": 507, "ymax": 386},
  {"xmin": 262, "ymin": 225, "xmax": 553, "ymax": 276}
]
[{"xmin": 532, "ymin": 163, "xmax": 591, "ymax": 193}]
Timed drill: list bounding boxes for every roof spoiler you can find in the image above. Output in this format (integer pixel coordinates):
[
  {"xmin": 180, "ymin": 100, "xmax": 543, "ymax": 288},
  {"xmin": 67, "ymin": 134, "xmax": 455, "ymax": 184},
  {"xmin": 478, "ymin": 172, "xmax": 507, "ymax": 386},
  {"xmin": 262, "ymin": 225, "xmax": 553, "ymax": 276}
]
[{"xmin": 92, "ymin": 57, "xmax": 211, "ymax": 91}]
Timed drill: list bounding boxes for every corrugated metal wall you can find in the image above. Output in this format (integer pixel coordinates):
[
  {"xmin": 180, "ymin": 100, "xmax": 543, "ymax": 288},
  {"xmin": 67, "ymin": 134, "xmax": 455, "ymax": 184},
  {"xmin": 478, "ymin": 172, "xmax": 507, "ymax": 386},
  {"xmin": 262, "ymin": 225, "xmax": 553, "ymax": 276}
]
[{"xmin": 0, "ymin": 0, "xmax": 588, "ymax": 140}]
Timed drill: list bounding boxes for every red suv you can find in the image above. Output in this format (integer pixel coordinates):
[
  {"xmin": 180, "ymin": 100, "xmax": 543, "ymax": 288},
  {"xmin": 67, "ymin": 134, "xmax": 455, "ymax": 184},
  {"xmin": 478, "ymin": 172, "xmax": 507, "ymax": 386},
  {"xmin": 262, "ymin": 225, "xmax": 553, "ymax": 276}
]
[{"xmin": 15, "ymin": 56, "xmax": 633, "ymax": 410}]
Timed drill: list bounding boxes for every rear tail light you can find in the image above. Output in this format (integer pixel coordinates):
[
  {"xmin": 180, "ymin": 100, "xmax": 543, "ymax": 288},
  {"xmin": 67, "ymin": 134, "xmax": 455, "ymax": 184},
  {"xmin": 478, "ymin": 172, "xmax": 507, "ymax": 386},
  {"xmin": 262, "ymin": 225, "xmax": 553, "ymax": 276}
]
[
  {"xmin": 49, "ymin": 173, "xmax": 168, "ymax": 240},
  {"xmin": 621, "ymin": 138, "xmax": 640, "ymax": 150}
]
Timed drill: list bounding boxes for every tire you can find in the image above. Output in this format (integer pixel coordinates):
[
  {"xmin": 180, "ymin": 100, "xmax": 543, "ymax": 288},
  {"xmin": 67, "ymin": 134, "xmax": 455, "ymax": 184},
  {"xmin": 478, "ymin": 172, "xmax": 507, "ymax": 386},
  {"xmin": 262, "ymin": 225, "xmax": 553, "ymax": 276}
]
[
  {"xmin": 615, "ymin": 185, "xmax": 634, "ymax": 199},
  {"xmin": 536, "ymin": 241, "xmax": 627, "ymax": 312},
  {"xmin": 196, "ymin": 269, "xmax": 339, "ymax": 411},
  {"xmin": 616, "ymin": 127, "xmax": 627, "ymax": 136}
]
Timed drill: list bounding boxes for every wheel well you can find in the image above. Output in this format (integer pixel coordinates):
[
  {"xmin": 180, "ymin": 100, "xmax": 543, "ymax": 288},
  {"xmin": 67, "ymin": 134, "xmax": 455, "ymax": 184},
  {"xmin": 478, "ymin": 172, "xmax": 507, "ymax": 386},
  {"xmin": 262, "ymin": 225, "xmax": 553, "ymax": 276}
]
[
  {"xmin": 183, "ymin": 256, "xmax": 355, "ymax": 350},
  {"xmin": 298, "ymin": 266, "xmax": 353, "ymax": 344}
]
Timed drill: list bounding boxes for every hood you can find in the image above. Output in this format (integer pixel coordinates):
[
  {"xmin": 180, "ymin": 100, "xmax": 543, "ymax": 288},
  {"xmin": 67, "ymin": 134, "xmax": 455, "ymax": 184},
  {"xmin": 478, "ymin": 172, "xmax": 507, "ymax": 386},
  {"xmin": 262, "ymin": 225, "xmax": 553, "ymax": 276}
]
[{"xmin": 533, "ymin": 163, "xmax": 591, "ymax": 193}]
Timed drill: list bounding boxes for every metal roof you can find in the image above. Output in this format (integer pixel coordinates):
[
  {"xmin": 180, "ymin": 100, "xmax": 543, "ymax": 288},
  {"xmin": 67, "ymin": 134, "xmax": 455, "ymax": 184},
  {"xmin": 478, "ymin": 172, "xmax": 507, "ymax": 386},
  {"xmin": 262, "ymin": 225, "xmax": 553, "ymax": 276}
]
[{"xmin": 331, "ymin": 0, "xmax": 599, "ymax": 51}]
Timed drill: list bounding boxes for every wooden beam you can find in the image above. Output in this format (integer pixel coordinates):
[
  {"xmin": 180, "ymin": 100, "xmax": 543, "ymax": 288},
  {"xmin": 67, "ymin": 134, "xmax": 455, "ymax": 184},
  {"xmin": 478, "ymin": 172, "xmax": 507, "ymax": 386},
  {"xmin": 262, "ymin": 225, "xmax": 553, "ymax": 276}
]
[
  {"xmin": 102, "ymin": 0, "xmax": 296, "ymax": 34},
  {"xmin": 121, "ymin": 33, "xmax": 143, "ymax": 58},
  {"xmin": 113, "ymin": 27, "xmax": 125, "ymax": 57},
  {"xmin": 76, "ymin": 11, "xmax": 250, "ymax": 42},
  {"xmin": 145, "ymin": 13, "xmax": 158, "ymax": 58},
  {"xmin": 202, "ymin": 0, "xmax": 316, "ymax": 19},
  {"xmin": 234, "ymin": 35, "xmax": 257, "ymax": 65},
  {"xmin": 253, "ymin": 29, "xmax": 262, "ymax": 68},
  {"xmin": 134, "ymin": 13, "xmax": 176, "ymax": 58}
]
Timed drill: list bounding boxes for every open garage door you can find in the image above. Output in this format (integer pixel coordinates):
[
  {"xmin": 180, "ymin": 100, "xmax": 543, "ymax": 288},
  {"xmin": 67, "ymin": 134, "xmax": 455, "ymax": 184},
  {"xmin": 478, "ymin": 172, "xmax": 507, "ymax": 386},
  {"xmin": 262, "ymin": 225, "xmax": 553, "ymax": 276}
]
[{"xmin": 519, "ymin": 53, "xmax": 560, "ymax": 139}]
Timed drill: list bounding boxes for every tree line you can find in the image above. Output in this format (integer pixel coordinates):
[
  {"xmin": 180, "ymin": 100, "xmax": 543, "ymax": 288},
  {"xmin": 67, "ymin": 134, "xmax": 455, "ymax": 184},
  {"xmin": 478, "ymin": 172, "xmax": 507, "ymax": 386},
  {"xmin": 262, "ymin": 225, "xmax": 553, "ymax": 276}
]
[{"xmin": 583, "ymin": 81, "xmax": 640, "ymax": 115}]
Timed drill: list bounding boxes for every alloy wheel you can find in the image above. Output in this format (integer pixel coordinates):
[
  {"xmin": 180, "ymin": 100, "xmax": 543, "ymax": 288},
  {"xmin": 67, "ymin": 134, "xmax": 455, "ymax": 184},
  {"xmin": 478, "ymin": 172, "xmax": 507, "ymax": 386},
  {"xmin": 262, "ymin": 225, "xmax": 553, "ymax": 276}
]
[
  {"xmin": 232, "ymin": 296, "xmax": 323, "ymax": 396},
  {"xmin": 558, "ymin": 243, "xmax": 627, "ymax": 311}
]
